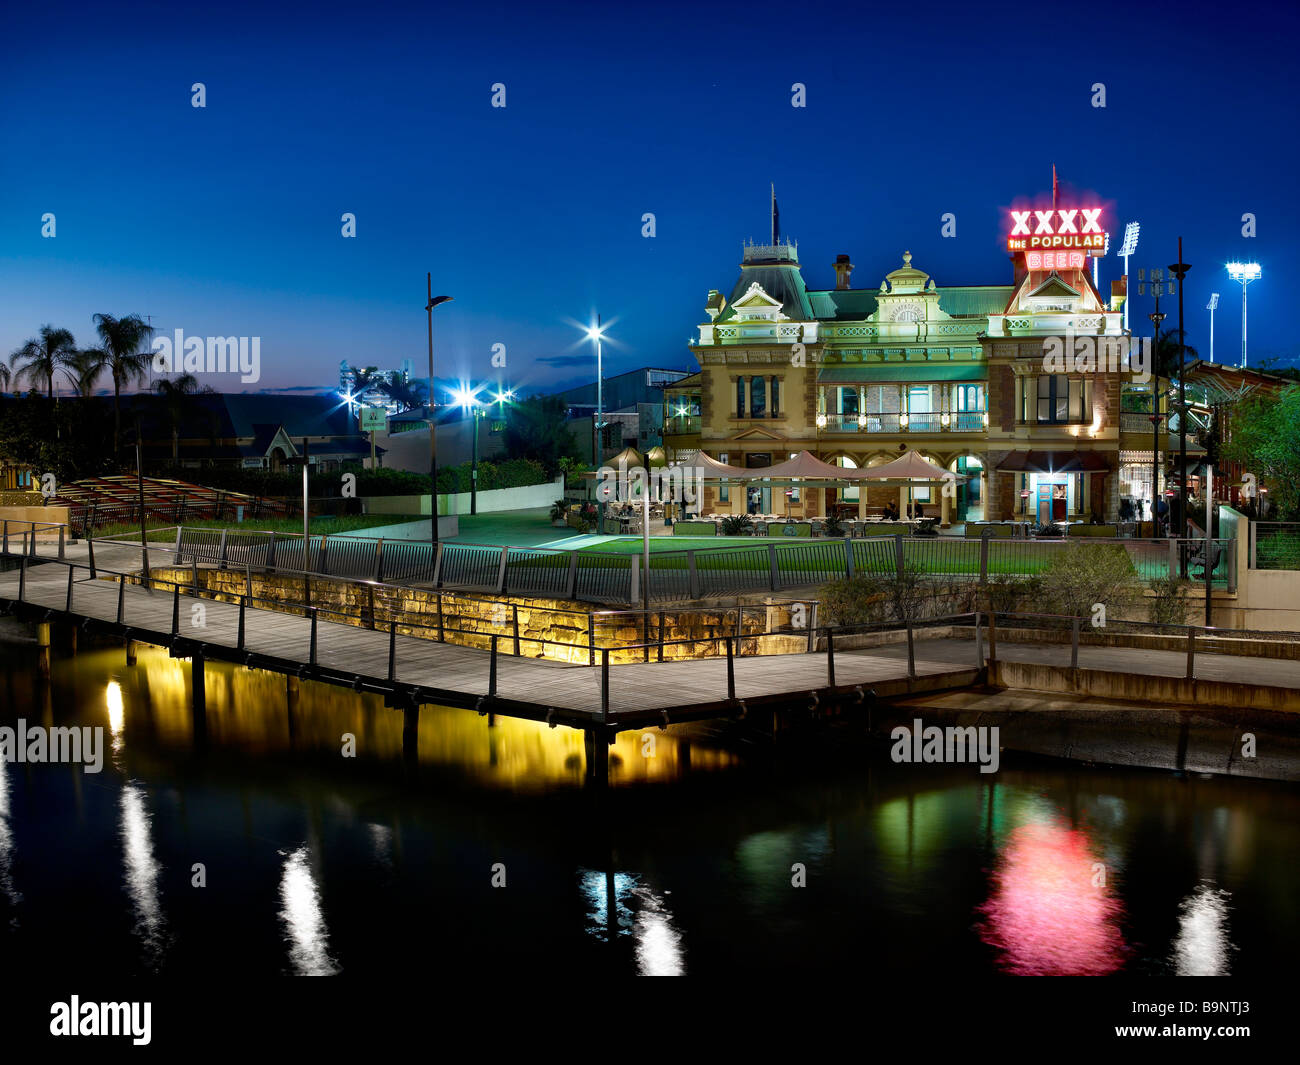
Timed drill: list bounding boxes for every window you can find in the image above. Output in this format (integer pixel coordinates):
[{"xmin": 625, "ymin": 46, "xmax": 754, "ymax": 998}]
[
  {"xmin": 908, "ymin": 386, "xmax": 931, "ymax": 413},
  {"xmin": 770, "ymin": 376, "xmax": 780, "ymax": 416},
  {"xmin": 838, "ymin": 386, "xmax": 859, "ymax": 416},
  {"xmin": 719, "ymin": 453, "xmax": 729, "ymax": 502},
  {"xmin": 1036, "ymin": 376, "xmax": 1088, "ymax": 423},
  {"xmin": 736, "ymin": 378, "xmax": 746, "ymax": 417},
  {"xmin": 750, "ymin": 375, "xmax": 766, "ymax": 418}
]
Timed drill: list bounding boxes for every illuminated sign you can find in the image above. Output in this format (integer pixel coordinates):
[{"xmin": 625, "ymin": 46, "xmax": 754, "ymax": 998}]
[
  {"xmin": 1026, "ymin": 250, "xmax": 1087, "ymax": 270},
  {"xmin": 1007, "ymin": 207, "xmax": 1105, "ymax": 254}
]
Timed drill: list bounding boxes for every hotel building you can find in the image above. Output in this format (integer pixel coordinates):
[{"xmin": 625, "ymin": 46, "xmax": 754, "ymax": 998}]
[{"xmin": 664, "ymin": 214, "xmax": 1183, "ymax": 525}]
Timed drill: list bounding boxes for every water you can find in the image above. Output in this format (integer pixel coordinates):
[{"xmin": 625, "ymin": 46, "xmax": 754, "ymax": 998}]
[{"xmin": 1, "ymin": 630, "xmax": 1297, "ymax": 978}]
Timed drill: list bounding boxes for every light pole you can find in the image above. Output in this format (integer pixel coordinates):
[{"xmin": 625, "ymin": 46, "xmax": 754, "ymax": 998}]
[
  {"xmin": 1226, "ymin": 262, "xmax": 1261, "ymax": 368},
  {"xmin": 584, "ymin": 316, "xmax": 608, "ymax": 531},
  {"xmin": 1206, "ymin": 293, "xmax": 1219, "ymax": 363},
  {"xmin": 425, "ymin": 277, "xmax": 453, "ymax": 554},
  {"xmin": 1169, "ymin": 240, "xmax": 1191, "ymax": 539},
  {"xmin": 1119, "ymin": 221, "xmax": 1140, "ymax": 333},
  {"xmin": 1139, "ymin": 267, "xmax": 1170, "ymax": 532},
  {"xmin": 452, "ymin": 386, "xmax": 486, "ymax": 516}
]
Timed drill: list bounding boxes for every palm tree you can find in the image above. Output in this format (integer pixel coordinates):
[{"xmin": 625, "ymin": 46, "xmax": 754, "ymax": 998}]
[
  {"xmin": 0, "ymin": 361, "xmax": 10, "ymax": 393},
  {"xmin": 93, "ymin": 313, "xmax": 155, "ymax": 454},
  {"xmin": 378, "ymin": 376, "xmax": 424, "ymax": 412},
  {"xmin": 9, "ymin": 325, "xmax": 77, "ymax": 398},
  {"xmin": 1154, "ymin": 326, "xmax": 1200, "ymax": 383},
  {"xmin": 154, "ymin": 373, "xmax": 204, "ymax": 463},
  {"xmin": 63, "ymin": 347, "xmax": 109, "ymax": 398}
]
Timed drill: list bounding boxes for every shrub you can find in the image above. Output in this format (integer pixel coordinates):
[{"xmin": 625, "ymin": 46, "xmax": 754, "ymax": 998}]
[
  {"xmin": 984, "ymin": 575, "xmax": 1043, "ymax": 615},
  {"xmin": 818, "ymin": 574, "xmax": 888, "ymax": 628},
  {"xmin": 550, "ymin": 498, "xmax": 566, "ymax": 522},
  {"xmin": 1041, "ymin": 542, "xmax": 1140, "ymax": 620},
  {"xmin": 1147, "ymin": 575, "xmax": 1191, "ymax": 630},
  {"xmin": 1032, "ymin": 521, "xmax": 1063, "ymax": 537},
  {"xmin": 823, "ymin": 514, "xmax": 845, "ymax": 537},
  {"xmin": 720, "ymin": 513, "xmax": 753, "ymax": 536}
]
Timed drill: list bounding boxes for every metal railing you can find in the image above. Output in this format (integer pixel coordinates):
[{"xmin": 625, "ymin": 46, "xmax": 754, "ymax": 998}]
[{"xmin": 1250, "ymin": 522, "xmax": 1300, "ymax": 570}]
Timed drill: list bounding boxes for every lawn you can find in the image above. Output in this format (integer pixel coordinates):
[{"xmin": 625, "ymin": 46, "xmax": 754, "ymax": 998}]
[{"xmin": 90, "ymin": 514, "xmax": 403, "ymax": 541}]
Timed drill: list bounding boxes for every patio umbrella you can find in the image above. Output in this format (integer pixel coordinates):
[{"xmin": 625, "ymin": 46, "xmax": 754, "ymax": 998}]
[{"xmin": 854, "ymin": 449, "xmax": 951, "ymax": 480}]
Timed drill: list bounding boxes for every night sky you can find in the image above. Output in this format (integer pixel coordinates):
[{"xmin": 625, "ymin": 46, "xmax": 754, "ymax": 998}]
[{"xmin": 3, "ymin": 0, "xmax": 1296, "ymax": 395}]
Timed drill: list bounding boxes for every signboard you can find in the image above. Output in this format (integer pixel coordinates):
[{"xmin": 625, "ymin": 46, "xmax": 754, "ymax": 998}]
[
  {"xmin": 1007, "ymin": 207, "xmax": 1105, "ymax": 254},
  {"xmin": 359, "ymin": 406, "xmax": 388, "ymax": 432}
]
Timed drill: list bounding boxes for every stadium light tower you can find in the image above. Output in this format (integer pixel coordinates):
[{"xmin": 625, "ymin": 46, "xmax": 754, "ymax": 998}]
[
  {"xmin": 1119, "ymin": 222, "xmax": 1140, "ymax": 332},
  {"xmin": 1206, "ymin": 293, "xmax": 1220, "ymax": 364},
  {"xmin": 1226, "ymin": 262, "xmax": 1261, "ymax": 368}
]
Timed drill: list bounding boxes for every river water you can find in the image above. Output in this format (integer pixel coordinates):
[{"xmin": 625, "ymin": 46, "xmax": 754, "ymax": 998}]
[{"xmin": 1, "ymin": 632, "xmax": 1296, "ymax": 978}]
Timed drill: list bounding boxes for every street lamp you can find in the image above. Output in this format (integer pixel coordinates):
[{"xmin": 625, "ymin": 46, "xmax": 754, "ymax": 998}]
[
  {"xmin": 1206, "ymin": 293, "xmax": 1219, "ymax": 364},
  {"xmin": 1138, "ymin": 267, "xmax": 1172, "ymax": 532},
  {"xmin": 1169, "ymin": 240, "xmax": 1192, "ymax": 539},
  {"xmin": 452, "ymin": 385, "xmax": 486, "ymax": 516},
  {"xmin": 1119, "ymin": 222, "xmax": 1140, "ymax": 332},
  {"xmin": 1226, "ymin": 262, "xmax": 1261, "ymax": 368},
  {"xmin": 584, "ymin": 316, "xmax": 608, "ymax": 531},
  {"xmin": 424, "ymin": 277, "xmax": 453, "ymax": 556}
]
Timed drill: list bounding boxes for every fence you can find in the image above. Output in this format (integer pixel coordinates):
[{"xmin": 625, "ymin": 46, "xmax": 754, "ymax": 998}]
[{"xmin": 1250, "ymin": 522, "xmax": 1300, "ymax": 570}]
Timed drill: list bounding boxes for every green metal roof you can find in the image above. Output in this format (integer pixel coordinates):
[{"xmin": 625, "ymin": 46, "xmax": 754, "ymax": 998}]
[
  {"xmin": 818, "ymin": 364, "xmax": 987, "ymax": 383},
  {"xmin": 718, "ymin": 263, "xmax": 814, "ymax": 321},
  {"xmin": 808, "ymin": 290, "xmax": 881, "ymax": 320},
  {"xmin": 935, "ymin": 286, "xmax": 1014, "ymax": 316}
]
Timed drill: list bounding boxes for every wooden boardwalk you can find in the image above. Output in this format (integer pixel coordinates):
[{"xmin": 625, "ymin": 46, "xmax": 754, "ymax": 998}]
[{"xmin": 0, "ymin": 559, "xmax": 978, "ymax": 730}]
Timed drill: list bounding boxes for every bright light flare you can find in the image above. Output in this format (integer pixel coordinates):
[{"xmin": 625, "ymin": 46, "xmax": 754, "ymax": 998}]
[
  {"xmin": 1119, "ymin": 220, "xmax": 1140, "ymax": 258},
  {"xmin": 1226, "ymin": 261, "xmax": 1261, "ymax": 282}
]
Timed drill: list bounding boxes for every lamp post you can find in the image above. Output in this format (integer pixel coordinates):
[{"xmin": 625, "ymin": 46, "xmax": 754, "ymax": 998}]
[
  {"xmin": 1169, "ymin": 240, "xmax": 1191, "ymax": 540},
  {"xmin": 1206, "ymin": 293, "xmax": 1219, "ymax": 364},
  {"xmin": 1119, "ymin": 222, "xmax": 1140, "ymax": 333},
  {"xmin": 584, "ymin": 316, "xmax": 608, "ymax": 532},
  {"xmin": 424, "ymin": 276, "xmax": 453, "ymax": 554},
  {"xmin": 1226, "ymin": 262, "xmax": 1261, "ymax": 368},
  {"xmin": 1139, "ymin": 267, "xmax": 1170, "ymax": 533}
]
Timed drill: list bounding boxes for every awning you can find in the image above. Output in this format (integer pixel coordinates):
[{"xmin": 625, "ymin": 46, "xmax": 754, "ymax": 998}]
[
  {"xmin": 755, "ymin": 450, "xmax": 845, "ymax": 478},
  {"xmin": 996, "ymin": 450, "xmax": 1112, "ymax": 474},
  {"xmin": 852, "ymin": 450, "xmax": 952, "ymax": 481},
  {"xmin": 818, "ymin": 365, "xmax": 987, "ymax": 383}
]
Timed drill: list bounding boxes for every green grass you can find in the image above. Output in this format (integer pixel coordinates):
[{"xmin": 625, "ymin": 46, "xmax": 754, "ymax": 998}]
[{"xmin": 89, "ymin": 514, "xmax": 402, "ymax": 541}]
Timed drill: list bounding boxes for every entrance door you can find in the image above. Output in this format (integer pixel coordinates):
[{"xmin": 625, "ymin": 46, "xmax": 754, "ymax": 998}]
[{"xmin": 1036, "ymin": 484, "xmax": 1054, "ymax": 524}]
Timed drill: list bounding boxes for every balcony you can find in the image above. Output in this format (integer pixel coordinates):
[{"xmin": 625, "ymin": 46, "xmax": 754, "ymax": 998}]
[
  {"xmin": 819, "ymin": 411, "xmax": 986, "ymax": 433},
  {"xmin": 664, "ymin": 415, "xmax": 701, "ymax": 435}
]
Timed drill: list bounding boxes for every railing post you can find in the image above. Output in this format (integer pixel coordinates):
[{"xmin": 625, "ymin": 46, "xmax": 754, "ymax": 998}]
[
  {"xmin": 1168, "ymin": 537, "xmax": 1178, "ymax": 579},
  {"xmin": 2, "ymin": 520, "xmax": 8, "ymax": 556},
  {"xmin": 768, "ymin": 543, "xmax": 780, "ymax": 591},
  {"xmin": 117, "ymin": 574, "xmax": 125, "ymax": 624},
  {"xmin": 432, "ymin": 542, "xmax": 444, "ymax": 585},
  {"xmin": 218, "ymin": 529, "xmax": 228, "ymax": 567},
  {"xmin": 513, "ymin": 604, "xmax": 521, "ymax": 656},
  {"xmin": 726, "ymin": 635, "xmax": 735, "ymax": 700},
  {"xmin": 238, "ymin": 595, "xmax": 246, "ymax": 650},
  {"xmin": 489, "ymin": 635, "xmax": 499, "ymax": 696},
  {"xmin": 174, "ymin": 526, "xmax": 183, "ymax": 565},
  {"xmin": 894, "ymin": 533, "xmax": 906, "ymax": 582},
  {"xmin": 65, "ymin": 565, "xmax": 75, "ymax": 612},
  {"xmin": 600, "ymin": 648, "xmax": 610, "ymax": 722},
  {"xmin": 309, "ymin": 607, "xmax": 318, "ymax": 666},
  {"xmin": 974, "ymin": 610, "xmax": 983, "ymax": 665},
  {"xmin": 1071, "ymin": 616, "xmax": 1080, "ymax": 669},
  {"xmin": 367, "ymin": 584, "xmax": 376, "ymax": 630},
  {"xmin": 496, "ymin": 547, "xmax": 509, "ymax": 595},
  {"xmin": 687, "ymin": 550, "xmax": 700, "ymax": 599},
  {"xmin": 437, "ymin": 592, "xmax": 445, "ymax": 642},
  {"xmin": 906, "ymin": 618, "xmax": 915, "ymax": 678},
  {"xmin": 988, "ymin": 612, "xmax": 998, "ymax": 664},
  {"xmin": 88, "ymin": 537, "xmax": 97, "ymax": 579},
  {"xmin": 58, "ymin": 525, "xmax": 65, "ymax": 560},
  {"xmin": 17, "ymin": 554, "xmax": 25, "ymax": 603},
  {"xmin": 629, "ymin": 554, "xmax": 640, "ymax": 607},
  {"xmin": 388, "ymin": 620, "xmax": 397, "ymax": 681},
  {"xmin": 567, "ymin": 550, "xmax": 579, "ymax": 599},
  {"xmin": 806, "ymin": 601, "xmax": 818, "ymax": 653},
  {"xmin": 267, "ymin": 531, "xmax": 277, "ymax": 570},
  {"xmin": 374, "ymin": 539, "xmax": 384, "ymax": 583},
  {"xmin": 979, "ymin": 532, "xmax": 990, "ymax": 585},
  {"xmin": 192, "ymin": 559, "xmax": 200, "ymax": 597},
  {"xmin": 587, "ymin": 613, "xmax": 596, "ymax": 666},
  {"xmin": 1185, "ymin": 625, "xmax": 1195, "ymax": 681},
  {"xmin": 827, "ymin": 629, "xmax": 836, "ymax": 686},
  {"xmin": 171, "ymin": 584, "xmax": 180, "ymax": 636},
  {"xmin": 843, "ymin": 536, "xmax": 854, "ymax": 579}
]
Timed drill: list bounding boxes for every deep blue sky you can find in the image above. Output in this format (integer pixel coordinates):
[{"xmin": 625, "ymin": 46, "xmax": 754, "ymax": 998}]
[{"xmin": 3, "ymin": 0, "xmax": 1296, "ymax": 395}]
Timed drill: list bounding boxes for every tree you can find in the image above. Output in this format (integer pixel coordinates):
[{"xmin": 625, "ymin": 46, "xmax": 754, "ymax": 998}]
[
  {"xmin": 63, "ymin": 348, "xmax": 109, "ymax": 397},
  {"xmin": 378, "ymin": 376, "xmax": 424, "ymax": 412},
  {"xmin": 154, "ymin": 373, "xmax": 207, "ymax": 463},
  {"xmin": 93, "ymin": 313, "xmax": 155, "ymax": 456},
  {"xmin": 9, "ymin": 325, "xmax": 77, "ymax": 398},
  {"xmin": 1154, "ymin": 326, "xmax": 1200, "ymax": 384},
  {"xmin": 1219, "ymin": 384, "xmax": 1300, "ymax": 520},
  {"xmin": 502, "ymin": 395, "xmax": 579, "ymax": 477}
]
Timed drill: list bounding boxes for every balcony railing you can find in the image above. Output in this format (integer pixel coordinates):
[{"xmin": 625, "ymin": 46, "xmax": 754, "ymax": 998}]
[
  {"xmin": 664, "ymin": 415, "xmax": 701, "ymax": 435},
  {"xmin": 820, "ymin": 411, "xmax": 985, "ymax": 433}
]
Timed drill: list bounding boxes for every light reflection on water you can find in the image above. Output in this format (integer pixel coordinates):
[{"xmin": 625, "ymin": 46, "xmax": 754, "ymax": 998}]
[{"xmin": 0, "ymin": 634, "xmax": 1291, "ymax": 977}]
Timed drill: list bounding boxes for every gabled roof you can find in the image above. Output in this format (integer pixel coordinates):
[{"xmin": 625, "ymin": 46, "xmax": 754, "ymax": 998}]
[
  {"xmin": 719, "ymin": 263, "xmax": 814, "ymax": 321},
  {"xmin": 1027, "ymin": 273, "xmax": 1082, "ymax": 299}
]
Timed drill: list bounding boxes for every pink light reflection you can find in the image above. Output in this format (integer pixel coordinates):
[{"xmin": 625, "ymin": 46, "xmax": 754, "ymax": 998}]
[{"xmin": 978, "ymin": 820, "xmax": 1126, "ymax": 975}]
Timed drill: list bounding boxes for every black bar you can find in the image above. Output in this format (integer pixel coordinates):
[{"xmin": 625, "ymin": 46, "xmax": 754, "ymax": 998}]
[
  {"xmin": 827, "ymin": 629, "xmax": 836, "ymax": 686},
  {"xmin": 65, "ymin": 566, "xmax": 74, "ymax": 612},
  {"xmin": 18, "ymin": 555, "xmax": 26, "ymax": 602},
  {"xmin": 512, "ymin": 604, "xmax": 520, "ymax": 656},
  {"xmin": 587, "ymin": 614, "xmax": 595, "ymax": 666},
  {"xmin": 237, "ymin": 595, "xmax": 246, "ymax": 650},
  {"xmin": 906, "ymin": 620, "xmax": 916, "ymax": 678},
  {"xmin": 116, "ymin": 574, "xmax": 125, "ymax": 624},
  {"xmin": 726, "ymin": 635, "xmax": 735, "ymax": 700},
  {"xmin": 489, "ymin": 635, "xmax": 498, "ymax": 696},
  {"xmin": 601, "ymin": 648, "xmax": 609, "ymax": 720},
  {"xmin": 87, "ymin": 537, "xmax": 96, "ymax": 578},
  {"xmin": 437, "ymin": 593, "xmax": 444, "ymax": 642},
  {"xmin": 657, "ymin": 612, "xmax": 664, "ymax": 663},
  {"xmin": 171, "ymin": 585, "xmax": 180, "ymax": 635},
  {"xmin": 309, "ymin": 608, "xmax": 318, "ymax": 666},
  {"xmin": 387, "ymin": 620, "xmax": 397, "ymax": 681}
]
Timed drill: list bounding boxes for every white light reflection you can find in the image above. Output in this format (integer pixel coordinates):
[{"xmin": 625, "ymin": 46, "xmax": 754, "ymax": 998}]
[
  {"xmin": 278, "ymin": 844, "xmax": 339, "ymax": 975},
  {"xmin": 1172, "ymin": 882, "xmax": 1233, "ymax": 976},
  {"xmin": 0, "ymin": 753, "xmax": 22, "ymax": 923},
  {"xmin": 120, "ymin": 782, "xmax": 166, "ymax": 964},
  {"xmin": 578, "ymin": 868, "xmax": 684, "ymax": 975}
]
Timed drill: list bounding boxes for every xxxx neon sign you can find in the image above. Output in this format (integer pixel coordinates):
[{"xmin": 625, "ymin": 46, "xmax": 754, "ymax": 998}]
[{"xmin": 1007, "ymin": 208, "xmax": 1105, "ymax": 253}]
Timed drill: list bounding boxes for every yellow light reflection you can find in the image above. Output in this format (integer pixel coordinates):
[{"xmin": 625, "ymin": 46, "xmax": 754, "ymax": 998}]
[{"xmin": 106, "ymin": 680, "xmax": 125, "ymax": 750}]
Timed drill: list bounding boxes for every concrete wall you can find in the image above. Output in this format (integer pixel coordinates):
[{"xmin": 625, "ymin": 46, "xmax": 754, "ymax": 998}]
[
  {"xmin": 363, "ymin": 476, "xmax": 564, "ymax": 516},
  {"xmin": 1215, "ymin": 506, "xmax": 1300, "ymax": 631},
  {"xmin": 0, "ymin": 505, "xmax": 70, "ymax": 533}
]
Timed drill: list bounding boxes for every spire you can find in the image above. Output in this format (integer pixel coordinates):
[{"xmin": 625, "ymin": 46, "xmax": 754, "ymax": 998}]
[
  {"xmin": 770, "ymin": 183, "xmax": 780, "ymax": 245},
  {"xmin": 1052, "ymin": 164, "xmax": 1058, "ymax": 211}
]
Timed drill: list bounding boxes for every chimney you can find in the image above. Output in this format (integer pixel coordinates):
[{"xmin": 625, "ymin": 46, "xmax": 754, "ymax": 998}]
[{"xmin": 834, "ymin": 254, "xmax": 854, "ymax": 290}]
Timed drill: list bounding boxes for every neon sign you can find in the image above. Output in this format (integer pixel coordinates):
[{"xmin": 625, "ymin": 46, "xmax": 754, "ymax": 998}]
[
  {"xmin": 1008, "ymin": 208, "xmax": 1105, "ymax": 253},
  {"xmin": 1026, "ymin": 250, "xmax": 1086, "ymax": 270}
]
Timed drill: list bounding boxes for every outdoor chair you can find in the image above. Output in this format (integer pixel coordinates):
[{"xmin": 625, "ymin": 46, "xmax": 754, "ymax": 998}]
[{"xmin": 1186, "ymin": 540, "xmax": 1223, "ymax": 579}]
